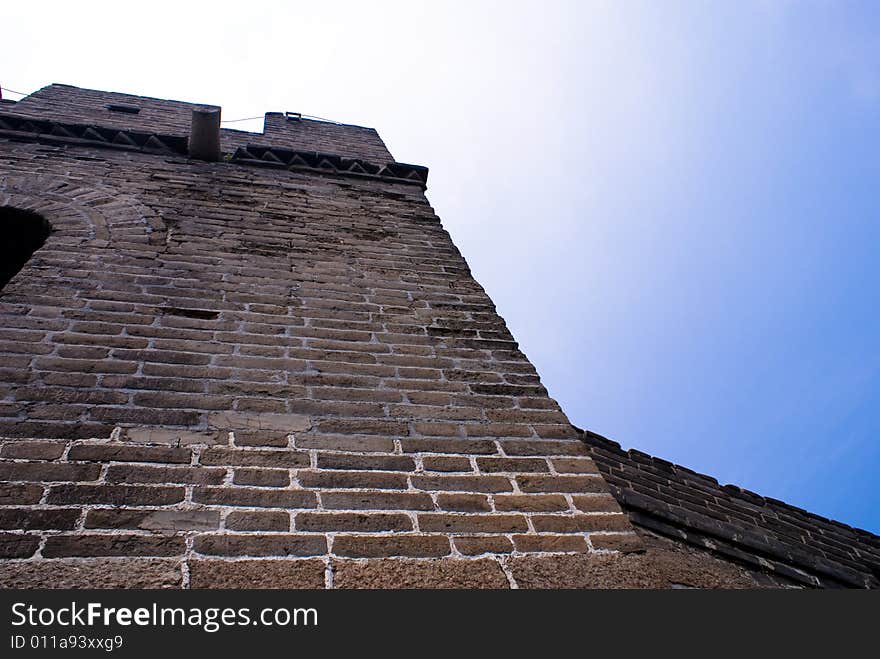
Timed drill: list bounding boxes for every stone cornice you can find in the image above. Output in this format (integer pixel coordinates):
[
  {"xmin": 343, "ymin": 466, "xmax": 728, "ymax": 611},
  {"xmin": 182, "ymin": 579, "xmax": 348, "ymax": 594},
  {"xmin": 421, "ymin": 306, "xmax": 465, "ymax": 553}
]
[
  {"xmin": 0, "ymin": 112, "xmax": 429, "ymax": 188},
  {"xmin": 0, "ymin": 112, "xmax": 187, "ymax": 155},
  {"xmin": 230, "ymin": 145, "xmax": 428, "ymax": 188}
]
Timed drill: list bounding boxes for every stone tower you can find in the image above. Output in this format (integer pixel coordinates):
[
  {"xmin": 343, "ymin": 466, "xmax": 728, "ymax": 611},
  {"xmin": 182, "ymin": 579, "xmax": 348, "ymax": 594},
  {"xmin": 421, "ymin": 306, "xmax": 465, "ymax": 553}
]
[{"xmin": 0, "ymin": 84, "xmax": 877, "ymax": 588}]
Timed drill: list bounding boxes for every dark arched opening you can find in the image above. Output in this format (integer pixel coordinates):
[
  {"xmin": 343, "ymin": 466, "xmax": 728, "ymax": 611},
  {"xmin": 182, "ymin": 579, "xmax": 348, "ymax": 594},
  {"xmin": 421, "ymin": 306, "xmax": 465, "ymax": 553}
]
[{"xmin": 0, "ymin": 207, "xmax": 53, "ymax": 291}]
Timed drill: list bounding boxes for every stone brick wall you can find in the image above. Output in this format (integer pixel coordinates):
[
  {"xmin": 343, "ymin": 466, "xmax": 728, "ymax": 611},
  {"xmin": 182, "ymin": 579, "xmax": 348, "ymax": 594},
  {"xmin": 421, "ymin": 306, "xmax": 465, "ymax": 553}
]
[
  {"xmin": 0, "ymin": 91, "xmax": 643, "ymax": 587},
  {"xmin": 582, "ymin": 430, "xmax": 880, "ymax": 588}
]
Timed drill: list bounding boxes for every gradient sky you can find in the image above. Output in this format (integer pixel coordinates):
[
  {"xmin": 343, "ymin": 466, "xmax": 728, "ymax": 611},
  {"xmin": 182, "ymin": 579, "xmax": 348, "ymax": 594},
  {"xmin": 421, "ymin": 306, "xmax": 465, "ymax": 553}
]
[{"xmin": 4, "ymin": 1, "xmax": 879, "ymax": 532}]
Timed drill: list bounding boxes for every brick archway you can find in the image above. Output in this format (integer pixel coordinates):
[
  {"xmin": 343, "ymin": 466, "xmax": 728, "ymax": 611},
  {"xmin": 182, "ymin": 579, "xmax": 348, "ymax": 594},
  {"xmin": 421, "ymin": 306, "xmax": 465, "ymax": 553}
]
[
  {"xmin": 0, "ymin": 174, "xmax": 164, "ymax": 249},
  {"xmin": 0, "ymin": 173, "xmax": 170, "ymax": 439}
]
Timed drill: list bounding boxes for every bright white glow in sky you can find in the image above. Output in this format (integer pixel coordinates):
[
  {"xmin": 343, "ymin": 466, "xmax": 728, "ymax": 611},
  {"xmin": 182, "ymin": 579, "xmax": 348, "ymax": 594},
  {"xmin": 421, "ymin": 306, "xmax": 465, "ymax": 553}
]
[{"xmin": 4, "ymin": 0, "xmax": 880, "ymax": 531}]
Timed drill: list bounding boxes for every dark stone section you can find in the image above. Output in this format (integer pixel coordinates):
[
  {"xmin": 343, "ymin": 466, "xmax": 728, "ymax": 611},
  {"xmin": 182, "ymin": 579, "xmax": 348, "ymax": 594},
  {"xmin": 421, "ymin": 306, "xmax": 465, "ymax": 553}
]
[{"xmin": 509, "ymin": 536, "xmax": 761, "ymax": 589}]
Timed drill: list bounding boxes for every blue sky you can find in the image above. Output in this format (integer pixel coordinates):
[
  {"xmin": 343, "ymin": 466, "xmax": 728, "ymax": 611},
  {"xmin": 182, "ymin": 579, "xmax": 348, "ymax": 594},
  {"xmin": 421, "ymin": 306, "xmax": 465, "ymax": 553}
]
[{"xmin": 5, "ymin": 1, "xmax": 879, "ymax": 532}]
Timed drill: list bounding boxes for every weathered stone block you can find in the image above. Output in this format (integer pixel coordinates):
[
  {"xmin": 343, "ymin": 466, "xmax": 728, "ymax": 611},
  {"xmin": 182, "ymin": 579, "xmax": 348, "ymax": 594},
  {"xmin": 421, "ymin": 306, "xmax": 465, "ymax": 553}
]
[
  {"xmin": 188, "ymin": 559, "xmax": 325, "ymax": 589},
  {"xmin": 332, "ymin": 558, "xmax": 509, "ymax": 589}
]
